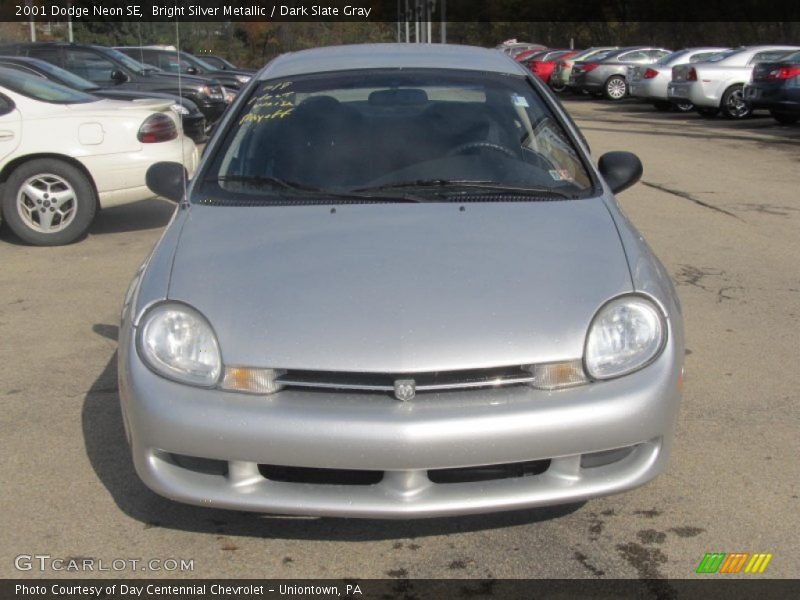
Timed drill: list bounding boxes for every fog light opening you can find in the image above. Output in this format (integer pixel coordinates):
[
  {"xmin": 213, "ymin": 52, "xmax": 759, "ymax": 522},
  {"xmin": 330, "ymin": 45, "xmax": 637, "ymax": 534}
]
[{"xmin": 580, "ymin": 446, "xmax": 637, "ymax": 469}]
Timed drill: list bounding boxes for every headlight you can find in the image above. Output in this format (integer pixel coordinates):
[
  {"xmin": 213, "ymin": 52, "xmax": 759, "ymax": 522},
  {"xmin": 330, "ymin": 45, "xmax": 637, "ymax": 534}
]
[
  {"xmin": 170, "ymin": 102, "xmax": 190, "ymax": 116},
  {"xmin": 137, "ymin": 303, "xmax": 222, "ymax": 387},
  {"xmin": 585, "ymin": 296, "xmax": 666, "ymax": 380},
  {"xmin": 235, "ymin": 74, "xmax": 252, "ymax": 84}
]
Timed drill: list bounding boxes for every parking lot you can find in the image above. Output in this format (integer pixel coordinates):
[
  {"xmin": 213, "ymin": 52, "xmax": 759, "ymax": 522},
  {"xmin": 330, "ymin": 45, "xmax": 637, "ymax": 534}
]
[{"xmin": 1, "ymin": 96, "xmax": 798, "ymax": 580}]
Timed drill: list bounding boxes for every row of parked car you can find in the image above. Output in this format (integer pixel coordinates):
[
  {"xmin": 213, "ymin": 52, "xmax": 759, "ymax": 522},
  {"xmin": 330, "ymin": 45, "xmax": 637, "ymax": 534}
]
[
  {"xmin": 504, "ymin": 42, "xmax": 800, "ymax": 124},
  {"xmin": 0, "ymin": 42, "xmax": 252, "ymax": 245}
]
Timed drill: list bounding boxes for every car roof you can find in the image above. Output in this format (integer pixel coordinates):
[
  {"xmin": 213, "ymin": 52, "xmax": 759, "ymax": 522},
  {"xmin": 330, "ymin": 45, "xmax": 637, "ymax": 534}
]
[{"xmin": 259, "ymin": 44, "xmax": 527, "ymax": 80}]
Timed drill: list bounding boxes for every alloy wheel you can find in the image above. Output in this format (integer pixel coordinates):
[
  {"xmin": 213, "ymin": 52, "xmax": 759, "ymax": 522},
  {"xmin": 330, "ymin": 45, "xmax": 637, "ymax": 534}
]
[{"xmin": 16, "ymin": 174, "xmax": 78, "ymax": 234}]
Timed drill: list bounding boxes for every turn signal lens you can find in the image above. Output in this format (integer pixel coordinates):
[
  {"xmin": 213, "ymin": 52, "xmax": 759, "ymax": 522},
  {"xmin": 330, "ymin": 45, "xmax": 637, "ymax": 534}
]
[
  {"xmin": 643, "ymin": 68, "xmax": 659, "ymax": 79},
  {"xmin": 527, "ymin": 360, "xmax": 587, "ymax": 390},
  {"xmin": 222, "ymin": 367, "xmax": 286, "ymax": 395}
]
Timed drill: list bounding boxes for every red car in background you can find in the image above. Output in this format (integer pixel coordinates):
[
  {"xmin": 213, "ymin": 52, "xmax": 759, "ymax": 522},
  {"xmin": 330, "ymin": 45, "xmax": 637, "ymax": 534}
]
[{"xmin": 522, "ymin": 49, "xmax": 580, "ymax": 86}]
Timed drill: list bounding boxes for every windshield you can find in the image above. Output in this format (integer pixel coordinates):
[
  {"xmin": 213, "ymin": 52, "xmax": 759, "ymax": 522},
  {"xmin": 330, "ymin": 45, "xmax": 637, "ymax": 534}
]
[
  {"xmin": 184, "ymin": 53, "xmax": 218, "ymax": 72},
  {"xmin": 201, "ymin": 69, "xmax": 592, "ymax": 204},
  {"xmin": 0, "ymin": 67, "xmax": 96, "ymax": 104},
  {"xmin": 705, "ymin": 49, "xmax": 740, "ymax": 62},
  {"xmin": 30, "ymin": 59, "xmax": 97, "ymax": 91},
  {"xmin": 656, "ymin": 50, "xmax": 691, "ymax": 66},
  {"xmin": 103, "ymin": 48, "xmax": 152, "ymax": 74},
  {"xmin": 781, "ymin": 50, "xmax": 800, "ymax": 62}
]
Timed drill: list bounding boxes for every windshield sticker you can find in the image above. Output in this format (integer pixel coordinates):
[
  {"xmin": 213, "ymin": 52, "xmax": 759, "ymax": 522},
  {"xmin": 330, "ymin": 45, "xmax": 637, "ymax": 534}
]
[
  {"xmin": 240, "ymin": 81, "xmax": 295, "ymax": 125},
  {"xmin": 511, "ymin": 94, "xmax": 529, "ymax": 108},
  {"xmin": 549, "ymin": 169, "xmax": 573, "ymax": 182}
]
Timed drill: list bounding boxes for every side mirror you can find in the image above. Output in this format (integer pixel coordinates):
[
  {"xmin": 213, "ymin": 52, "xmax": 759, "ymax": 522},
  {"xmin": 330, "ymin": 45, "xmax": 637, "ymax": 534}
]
[
  {"xmin": 186, "ymin": 66, "xmax": 198, "ymax": 75},
  {"xmin": 146, "ymin": 162, "xmax": 187, "ymax": 203},
  {"xmin": 110, "ymin": 69, "xmax": 128, "ymax": 84},
  {"xmin": 598, "ymin": 151, "xmax": 643, "ymax": 194}
]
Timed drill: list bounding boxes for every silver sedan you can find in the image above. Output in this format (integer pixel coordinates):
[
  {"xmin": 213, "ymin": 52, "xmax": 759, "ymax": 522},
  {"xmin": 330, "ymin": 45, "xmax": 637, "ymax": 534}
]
[
  {"xmin": 629, "ymin": 47, "xmax": 729, "ymax": 111},
  {"xmin": 119, "ymin": 44, "xmax": 684, "ymax": 518}
]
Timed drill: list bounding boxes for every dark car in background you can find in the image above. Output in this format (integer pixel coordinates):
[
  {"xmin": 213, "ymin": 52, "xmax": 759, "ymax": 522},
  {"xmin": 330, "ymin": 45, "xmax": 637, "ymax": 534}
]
[
  {"xmin": 0, "ymin": 55, "xmax": 206, "ymax": 142},
  {"xmin": 195, "ymin": 54, "xmax": 242, "ymax": 71},
  {"xmin": 116, "ymin": 46, "xmax": 254, "ymax": 90},
  {"xmin": 0, "ymin": 43, "xmax": 227, "ymax": 127},
  {"xmin": 569, "ymin": 46, "xmax": 672, "ymax": 100},
  {"xmin": 745, "ymin": 50, "xmax": 800, "ymax": 124}
]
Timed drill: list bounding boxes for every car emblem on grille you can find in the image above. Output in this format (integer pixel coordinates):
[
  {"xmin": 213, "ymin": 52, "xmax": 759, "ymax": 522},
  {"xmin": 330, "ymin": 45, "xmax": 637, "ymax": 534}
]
[{"xmin": 394, "ymin": 379, "xmax": 416, "ymax": 402}]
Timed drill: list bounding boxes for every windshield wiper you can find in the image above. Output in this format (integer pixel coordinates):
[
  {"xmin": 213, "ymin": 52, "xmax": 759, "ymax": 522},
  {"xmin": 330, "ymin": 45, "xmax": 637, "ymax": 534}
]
[
  {"xmin": 353, "ymin": 179, "xmax": 572, "ymax": 198},
  {"xmin": 213, "ymin": 175, "xmax": 429, "ymax": 203}
]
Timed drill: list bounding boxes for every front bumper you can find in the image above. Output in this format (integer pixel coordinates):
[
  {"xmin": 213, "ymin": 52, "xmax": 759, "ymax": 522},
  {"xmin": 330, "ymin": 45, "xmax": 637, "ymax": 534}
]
[{"xmin": 119, "ymin": 321, "xmax": 682, "ymax": 518}]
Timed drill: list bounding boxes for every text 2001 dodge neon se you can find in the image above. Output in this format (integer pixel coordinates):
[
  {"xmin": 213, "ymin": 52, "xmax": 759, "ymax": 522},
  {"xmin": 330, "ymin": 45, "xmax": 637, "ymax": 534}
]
[{"xmin": 118, "ymin": 44, "xmax": 683, "ymax": 518}]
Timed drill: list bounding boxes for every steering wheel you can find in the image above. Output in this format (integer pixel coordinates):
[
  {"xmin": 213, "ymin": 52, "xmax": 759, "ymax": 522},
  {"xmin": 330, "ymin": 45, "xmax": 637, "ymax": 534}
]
[{"xmin": 447, "ymin": 141, "xmax": 517, "ymax": 159}]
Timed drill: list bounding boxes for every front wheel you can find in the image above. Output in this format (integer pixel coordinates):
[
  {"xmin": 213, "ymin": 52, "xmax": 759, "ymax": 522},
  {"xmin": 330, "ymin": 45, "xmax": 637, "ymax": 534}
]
[
  {"xmin": 770, "ymin": 109, "xmax": 799, "ymax": 125},
  {"xmin": 720, "ymin": 84, "xmax": 751, "ymax": 119},
  {"xmin": 674, "ymin": 100, "xmax": 695, "ymax": 112},
  {"xmin": 550, "ymin": 82, "xmax": 567, "ymax": 93},
  {"xmin": 603, "ymin": 75, "xmax": 627, "ymax": 101},
  {"xmin": 1, "ymin": 159, "xmax": 96, "ymax": 246}
]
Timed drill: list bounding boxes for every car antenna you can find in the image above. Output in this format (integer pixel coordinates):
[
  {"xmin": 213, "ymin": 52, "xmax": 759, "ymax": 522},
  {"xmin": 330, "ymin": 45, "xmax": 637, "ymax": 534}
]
[{"xmin": 174, "ymin": 20, "xmax": 189, "ymax": 208}]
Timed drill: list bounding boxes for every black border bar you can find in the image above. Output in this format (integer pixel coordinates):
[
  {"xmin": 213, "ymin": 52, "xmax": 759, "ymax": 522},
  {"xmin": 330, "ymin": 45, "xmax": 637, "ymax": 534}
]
[
  {"xmin": 2, "ymin": 0, "xmax": 800, "ymax": 22},
  {"xmin": 4, "ymin": 579, "xmax": 800, "ymax": 599}
]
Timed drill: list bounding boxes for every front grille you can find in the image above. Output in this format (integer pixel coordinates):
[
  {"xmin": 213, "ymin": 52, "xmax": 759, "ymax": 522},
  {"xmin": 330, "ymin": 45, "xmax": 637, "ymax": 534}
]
[
  {"xmin": 275, "ymin": 365, "xmax": 536, "ymax": 395},
  {"xmin": 428, "ymin": 459, "xmax": 551, "ymax": 484},
  {"xmin": 258, "ymin": 464, "xmax": 383, "ymax": 485}
]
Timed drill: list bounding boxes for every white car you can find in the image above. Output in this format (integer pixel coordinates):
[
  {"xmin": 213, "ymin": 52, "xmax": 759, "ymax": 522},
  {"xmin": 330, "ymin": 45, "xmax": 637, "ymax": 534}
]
[
  {"xmin": 667, "ymin": 45, "xmax": 800, "ymax": 118},
  {"xmin": 628, "ymin": 47, "xmax": 729, "ymax": 111},
  {"xmin": 0, "ymin": 67, "xmax": 198, "ymax": 245}
]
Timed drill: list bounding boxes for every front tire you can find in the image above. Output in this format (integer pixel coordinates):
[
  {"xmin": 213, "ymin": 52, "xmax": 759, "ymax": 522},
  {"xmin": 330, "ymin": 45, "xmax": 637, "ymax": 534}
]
[
  {"xmin": 720, "ymin": 84, "xmax": 751, "ymax": 119},
  {"xmin": 674, "ymin": 100, "xmax": 695, "ymax": 112},
  {"xmin": 770, "ymin": 109, "xmax": 799, "ymax": 125},
  {"xmin": 603, "ymin": 75, "xmax": 628, "ymax": 101},
  {"xmin": 1, "ymin": 159, "xmax": 96, "ymax": 246}
]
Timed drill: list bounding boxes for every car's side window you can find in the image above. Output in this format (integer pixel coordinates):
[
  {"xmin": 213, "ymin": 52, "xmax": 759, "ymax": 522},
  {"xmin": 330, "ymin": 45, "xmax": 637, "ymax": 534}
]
[
  {"xmin": 749, "ymin": 50, "xmax": 791, "ymax": 65},
  {"xmin": 64, "ymin": 49, "xmax": 117, "ymax": 84},
  {"xmin": 649, "ymin": 50, "xmax": 671, "ymax": 61},
  {"xmin": 690, "ymin": 52, "xmax": 718, "ymax": 62},
  {"xmin": 620, "ymin": 51, "xmax": 648, "ymax": 63},
  {"xmin": 27, "ymin": 46, "xmax": 63, "ymax": 67},
  {"xmin": 0, "ymin": 93, "xmax": 14, "ymax": 116}
]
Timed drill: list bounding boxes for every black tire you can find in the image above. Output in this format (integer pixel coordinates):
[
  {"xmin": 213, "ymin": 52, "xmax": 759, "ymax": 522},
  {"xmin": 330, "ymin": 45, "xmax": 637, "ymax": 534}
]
[
  {"xmin": 674, "ymin": 100, "xmax": 695, "ymax": 112},
  {"xmin": 603, "ymin": 75, "xmax": 628, "ymax": 101},
  {"xmin": 697, "ymin": 107, "xmax": 720, "ymax": 118},
  {"xmin": 652, "ymin": 100, "xmax": 672, "ymax": 111},
  {"xmin": 1, "ymin": 158, "xmax": 96, "ymax": 246},
  {"xmin": 550, "ymin": 82, "xmax": 567, "ymax": 93},
  {"xmin": 720, "ymin": 84, "xmax": 751, "ymax": 119},
  {"xmin": 770, "ymin": 109, "xmax": 799, "ymax": 125}
]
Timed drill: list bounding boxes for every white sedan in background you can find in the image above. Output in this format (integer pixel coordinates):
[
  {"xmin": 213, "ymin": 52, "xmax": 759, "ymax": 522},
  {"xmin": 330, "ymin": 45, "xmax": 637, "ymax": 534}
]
[{"xmin": 0, "ymin": 67, "xmax": 198, "ymax": 245}]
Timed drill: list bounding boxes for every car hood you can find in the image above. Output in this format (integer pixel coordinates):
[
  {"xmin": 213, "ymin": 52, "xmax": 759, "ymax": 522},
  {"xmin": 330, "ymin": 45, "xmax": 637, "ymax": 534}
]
[{"xmin": 167, "ymin": 199, "xmax": 633, "ymax": 373}]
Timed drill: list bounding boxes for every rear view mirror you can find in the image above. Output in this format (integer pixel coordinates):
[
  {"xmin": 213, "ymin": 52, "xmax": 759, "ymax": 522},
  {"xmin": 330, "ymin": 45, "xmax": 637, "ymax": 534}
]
[
  {"xmin": 110, "ymin": 69, "xmax": 128, "ymax": 84},
  {"xmin": 146, "ymin": 162, "xmax": 187, "ymax": 203},
  {"xmin": 186, "ymin": 67, "xmax": 198, "ymax": 75},
  {"xmin": 598, "ymin": 151, "xmax": 643, "ymax": 194}
]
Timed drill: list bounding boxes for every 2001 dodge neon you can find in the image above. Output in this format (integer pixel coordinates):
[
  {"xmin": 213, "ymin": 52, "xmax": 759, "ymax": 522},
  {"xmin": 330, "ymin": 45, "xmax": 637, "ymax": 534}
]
[{"xmin": 118, "ymin": 44, "xmax": 684, "ymax": 518}]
